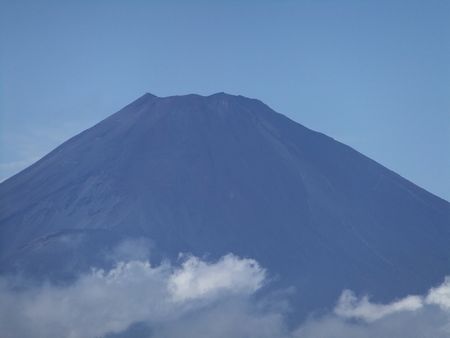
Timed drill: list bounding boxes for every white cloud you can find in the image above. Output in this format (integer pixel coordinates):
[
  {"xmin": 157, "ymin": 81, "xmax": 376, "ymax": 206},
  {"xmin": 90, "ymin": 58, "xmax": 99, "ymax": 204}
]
[
  {"xmin": 168, "ymin": 254, "xmax": 265, "ymax": 302},
  {"xmin": 426, "ymin": 277, "xmax": 450, "ymax": 310}
]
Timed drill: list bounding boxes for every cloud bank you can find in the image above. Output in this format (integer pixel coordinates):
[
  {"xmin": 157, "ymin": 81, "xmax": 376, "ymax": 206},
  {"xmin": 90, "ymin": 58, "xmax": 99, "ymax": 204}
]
[
  {"xmin": 0, "ymin": 253, "xmax": 268, "ymax": 338},
  {"xmin": 1, "ymin": 242, "xmax": 450, "ymax": 338},
  {"xmin": 298, "ymin": 278, "xmax": 450, "ymax": 338}
]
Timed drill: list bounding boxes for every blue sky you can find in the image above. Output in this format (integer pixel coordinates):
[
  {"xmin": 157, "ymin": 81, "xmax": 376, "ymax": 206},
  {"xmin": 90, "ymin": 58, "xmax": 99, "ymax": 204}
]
[{"xmin": 0, "ymin": 0, "xmax": 449, "ymax": 200}]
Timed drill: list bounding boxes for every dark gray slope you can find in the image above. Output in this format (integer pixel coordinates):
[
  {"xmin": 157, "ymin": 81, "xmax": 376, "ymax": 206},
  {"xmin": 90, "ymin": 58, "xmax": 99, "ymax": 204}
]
[{"xmin": 1, "ymin": 93, "xmax": 449, "ymax": 316}]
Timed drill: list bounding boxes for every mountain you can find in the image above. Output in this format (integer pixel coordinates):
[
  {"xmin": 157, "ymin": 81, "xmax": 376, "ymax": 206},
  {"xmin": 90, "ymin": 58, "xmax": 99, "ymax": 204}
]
[{"xmin": 1, "ymin": 92, "xmax": 449, "ymax": 317}]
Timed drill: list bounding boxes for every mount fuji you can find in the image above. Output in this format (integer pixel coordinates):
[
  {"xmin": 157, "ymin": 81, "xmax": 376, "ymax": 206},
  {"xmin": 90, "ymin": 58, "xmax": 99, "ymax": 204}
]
[{"xmin": 1, "ymin": 92, "xmax": 449, "ymax": 318}]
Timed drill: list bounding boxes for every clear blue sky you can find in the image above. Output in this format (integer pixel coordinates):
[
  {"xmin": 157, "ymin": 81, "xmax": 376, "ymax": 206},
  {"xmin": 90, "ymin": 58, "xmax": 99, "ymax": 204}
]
[{"xmin": 1, "ymin": 0, "xmax": 449, "ymax": 200}]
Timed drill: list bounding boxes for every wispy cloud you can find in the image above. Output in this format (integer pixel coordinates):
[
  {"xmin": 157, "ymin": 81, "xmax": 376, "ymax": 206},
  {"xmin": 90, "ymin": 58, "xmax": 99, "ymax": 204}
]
[
  {"xmin": 334, "ymin": 290, "xmax": 423, "ymax": 322},
  {"xmin": 294, "ymin": 277, "xmax": 450, "ymax": 338}
]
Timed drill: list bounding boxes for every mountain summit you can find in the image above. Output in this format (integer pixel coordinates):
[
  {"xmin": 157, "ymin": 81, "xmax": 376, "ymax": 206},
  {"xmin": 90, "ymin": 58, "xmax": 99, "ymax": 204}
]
[{"xmin": 1, "ymin": 93, "xmax": 449, "ymax": 317}]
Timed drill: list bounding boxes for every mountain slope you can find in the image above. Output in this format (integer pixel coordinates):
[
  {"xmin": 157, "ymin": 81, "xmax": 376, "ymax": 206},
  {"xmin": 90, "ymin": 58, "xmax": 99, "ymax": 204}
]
[{"xmin": 1, "ymin": 92, "xmax": 449, "ymax": 317}]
